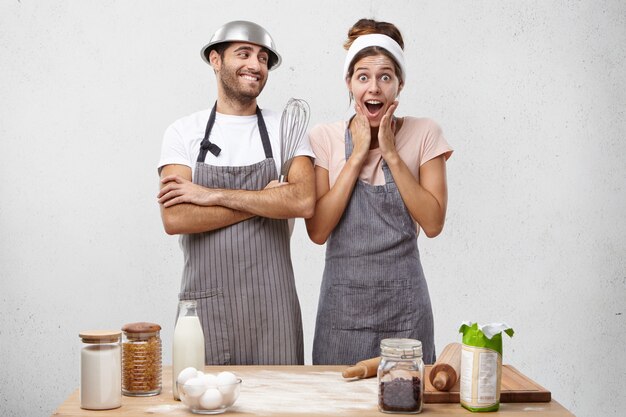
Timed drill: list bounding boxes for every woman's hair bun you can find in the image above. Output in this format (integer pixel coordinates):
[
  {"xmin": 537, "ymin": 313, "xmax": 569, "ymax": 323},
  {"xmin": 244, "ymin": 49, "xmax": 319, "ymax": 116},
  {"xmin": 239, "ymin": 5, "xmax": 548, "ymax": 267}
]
[{"xmin": 344, "ymin": 19, "xmax": 404, "ymax": 50}]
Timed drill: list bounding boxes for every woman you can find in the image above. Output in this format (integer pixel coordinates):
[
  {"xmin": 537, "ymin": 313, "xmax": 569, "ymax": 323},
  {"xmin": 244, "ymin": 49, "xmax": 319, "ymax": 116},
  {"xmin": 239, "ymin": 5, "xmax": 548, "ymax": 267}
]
[{"xmin": 306, "ymin": 19, "xmax": 452, "ymax": 365}]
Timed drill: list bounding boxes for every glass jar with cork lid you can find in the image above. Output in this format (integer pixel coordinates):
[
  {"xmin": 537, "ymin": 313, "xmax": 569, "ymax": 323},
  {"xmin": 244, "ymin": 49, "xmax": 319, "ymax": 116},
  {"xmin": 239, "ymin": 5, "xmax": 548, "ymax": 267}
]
[
  {"xmin": 79, "ymin": 330, "xmax": 122, "ymax": 410},
  {"xmin": 121, "ymin": 322, "xmax": 162, "ymax": 396},
  {"xmin": 377, "ymin": 338, "xmax": 424, "ymax": 414}
]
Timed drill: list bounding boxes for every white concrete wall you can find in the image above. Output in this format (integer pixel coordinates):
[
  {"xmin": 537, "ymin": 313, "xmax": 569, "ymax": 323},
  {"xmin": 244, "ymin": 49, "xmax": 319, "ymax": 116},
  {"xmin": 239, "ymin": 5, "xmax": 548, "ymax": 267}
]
[{"xmin": 1, "ymin": 1, "xmax": 624, "ymax": 416}]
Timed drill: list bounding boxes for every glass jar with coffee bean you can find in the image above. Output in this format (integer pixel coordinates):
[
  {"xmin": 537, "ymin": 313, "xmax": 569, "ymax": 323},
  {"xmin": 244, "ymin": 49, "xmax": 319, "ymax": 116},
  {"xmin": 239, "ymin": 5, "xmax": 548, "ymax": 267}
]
[{"xmin": 377, "ymin": 338, "xmax": 424, "ymax": 414}]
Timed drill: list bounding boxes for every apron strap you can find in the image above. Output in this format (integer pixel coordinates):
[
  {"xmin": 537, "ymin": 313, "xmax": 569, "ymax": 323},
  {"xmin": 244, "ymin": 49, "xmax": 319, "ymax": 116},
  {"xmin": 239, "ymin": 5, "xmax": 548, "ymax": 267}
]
[
  {"xmin": 197, "ymin": 102, "xmax": 273, "ymax": 163},
  {"xmin": 198, "ymin": 102, "xmax": 221, "ymax": 161},
  {"xmin": 256, "ymin": 106, "xmax": 273, "ymax": 159},
  {"xmin": 344, "ymin": 121, "xmax": 394, "ymax": 186}
]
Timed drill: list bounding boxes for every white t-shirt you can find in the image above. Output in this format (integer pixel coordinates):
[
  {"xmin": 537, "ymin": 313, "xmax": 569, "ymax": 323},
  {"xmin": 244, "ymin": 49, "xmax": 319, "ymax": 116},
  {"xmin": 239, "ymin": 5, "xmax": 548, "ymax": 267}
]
[{"xmin": 158, "ymin": 107, "xmax": 314, "ymax": 180}]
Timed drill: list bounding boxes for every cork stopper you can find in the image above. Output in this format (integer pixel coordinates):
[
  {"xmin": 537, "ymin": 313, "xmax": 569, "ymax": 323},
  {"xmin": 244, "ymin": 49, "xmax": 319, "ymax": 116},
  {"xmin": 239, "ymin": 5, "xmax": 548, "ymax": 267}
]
[
  {"xmin": 121, "ymin": 322, "xmax": 162, "ymax": 333},
  {"xmin": 79, "ymin": 330, "xmax": 122, "ymax": 344}
]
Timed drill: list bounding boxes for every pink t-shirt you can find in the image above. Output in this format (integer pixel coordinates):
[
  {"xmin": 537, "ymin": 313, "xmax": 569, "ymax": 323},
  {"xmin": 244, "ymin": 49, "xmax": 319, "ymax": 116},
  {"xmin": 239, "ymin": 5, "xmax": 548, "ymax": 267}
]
[{"xmin": 309, "ymin": 117, "xmax": 453, "ymax": 187}]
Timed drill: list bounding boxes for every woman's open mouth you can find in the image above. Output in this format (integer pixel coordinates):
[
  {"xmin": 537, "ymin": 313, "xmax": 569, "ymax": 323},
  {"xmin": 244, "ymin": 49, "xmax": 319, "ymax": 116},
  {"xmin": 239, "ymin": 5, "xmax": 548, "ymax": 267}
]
[{"xmin": 364, "ymin": 100, "xmax": 384, "ymax": 117}]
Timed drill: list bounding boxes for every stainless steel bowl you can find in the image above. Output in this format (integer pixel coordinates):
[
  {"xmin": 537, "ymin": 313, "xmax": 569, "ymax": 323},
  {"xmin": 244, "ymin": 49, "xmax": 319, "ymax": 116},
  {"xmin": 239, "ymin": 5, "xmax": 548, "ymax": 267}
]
[{"xmin": 201, "ymin": 20, "xmax": 282, "ymax": 70}]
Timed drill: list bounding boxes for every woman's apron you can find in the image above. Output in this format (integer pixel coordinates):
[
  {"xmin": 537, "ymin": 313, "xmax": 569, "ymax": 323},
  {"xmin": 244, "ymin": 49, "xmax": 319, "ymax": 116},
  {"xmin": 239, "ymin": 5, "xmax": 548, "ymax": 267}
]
[
  {"xmin": 179, "ymin": 104, "xmax": 304, "ymax": 365},
  {"xmin": 312, "ymin": 123, "xmax": 436, "ymax": 365}
]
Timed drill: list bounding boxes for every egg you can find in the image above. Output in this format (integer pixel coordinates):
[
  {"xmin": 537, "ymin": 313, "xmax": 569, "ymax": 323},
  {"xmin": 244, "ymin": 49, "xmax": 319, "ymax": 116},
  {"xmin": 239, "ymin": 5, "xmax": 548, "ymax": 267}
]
[
  {"xmin": 184, "ymin": 377, "xmax": 208, "ymax": 398},
  {"xmin": 220, "ymin": 389, "xmax": 238, "ymax": 407},
  {"xmin": 199, "ymin": 388, "xmax": 223, "ymax": 410},
  {"xmin": 202, "ymin": 373, "xmax": 219, "ymax": 389},
  {"xmin": 196, "ymin": 370, "xmax": 205, "ymax": 378},
  {"xmin": 177, "ymin": 367, "xmax": 198, "ymax": 385},
  {"xmin": 217, "ymin": 371, "xmax": 238, "ymax": 395},
  {"xmin": 181, "ymin": 391, "xmax": 201, "ymax": 409}
]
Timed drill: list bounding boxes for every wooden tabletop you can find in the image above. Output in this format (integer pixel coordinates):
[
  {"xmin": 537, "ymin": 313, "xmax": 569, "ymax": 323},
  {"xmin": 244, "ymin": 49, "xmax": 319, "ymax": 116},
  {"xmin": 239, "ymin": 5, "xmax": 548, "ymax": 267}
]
[{"xmin": 52, "ymin": 365, "xmax": 575, "ymax": 416}]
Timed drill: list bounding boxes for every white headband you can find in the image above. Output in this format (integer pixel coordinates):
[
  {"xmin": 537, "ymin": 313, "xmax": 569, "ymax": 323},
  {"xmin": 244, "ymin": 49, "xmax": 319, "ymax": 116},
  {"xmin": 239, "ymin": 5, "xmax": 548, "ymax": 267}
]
[{"xmin": 343, "ymin": 34, "xmax": 406, "ymax": 82}]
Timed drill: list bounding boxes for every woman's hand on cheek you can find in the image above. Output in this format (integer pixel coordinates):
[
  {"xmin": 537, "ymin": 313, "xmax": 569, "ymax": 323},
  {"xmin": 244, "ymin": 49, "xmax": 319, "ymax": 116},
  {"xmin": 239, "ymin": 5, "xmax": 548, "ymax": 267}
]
[
  {"xmin": 379, "ymin": 101, "xmax": 399, "ymax": 158},
  {"xmin": 351, "ymin": 102, "xmax": 372, "ymax": 159}
]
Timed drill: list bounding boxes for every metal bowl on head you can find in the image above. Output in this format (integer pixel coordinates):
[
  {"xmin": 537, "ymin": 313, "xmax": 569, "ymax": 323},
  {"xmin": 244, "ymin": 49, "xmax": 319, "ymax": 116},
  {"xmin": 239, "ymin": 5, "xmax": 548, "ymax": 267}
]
[
  {"xmin": 177, "ymin": 379, "xmax": 242, "ymax": 414},
  {"xmin": 200, "ymin": 20, "xmax": 282, "ymax": 70}
]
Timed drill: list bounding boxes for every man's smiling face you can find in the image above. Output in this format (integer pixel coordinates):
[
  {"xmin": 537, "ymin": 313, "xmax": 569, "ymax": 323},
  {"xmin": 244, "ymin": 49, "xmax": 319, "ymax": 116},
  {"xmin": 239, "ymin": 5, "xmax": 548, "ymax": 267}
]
[{"xmin": 213, "ymin": 42, "xmax": 270, "ymax": 103}]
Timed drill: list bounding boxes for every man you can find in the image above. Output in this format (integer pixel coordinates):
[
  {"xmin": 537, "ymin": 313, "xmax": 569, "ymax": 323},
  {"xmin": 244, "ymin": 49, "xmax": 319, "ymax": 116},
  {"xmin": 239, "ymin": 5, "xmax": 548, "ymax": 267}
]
[{"xmin": 157, "ymin": 21, "xmax": 315, "ymax": 365}]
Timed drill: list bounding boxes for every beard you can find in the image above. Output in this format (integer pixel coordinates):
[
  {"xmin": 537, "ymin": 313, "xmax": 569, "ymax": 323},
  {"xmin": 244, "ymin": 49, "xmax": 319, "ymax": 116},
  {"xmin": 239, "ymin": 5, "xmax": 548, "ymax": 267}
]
[{"xmin": 218, "ymin": 63, "xmax": 267, "ymax": 106}]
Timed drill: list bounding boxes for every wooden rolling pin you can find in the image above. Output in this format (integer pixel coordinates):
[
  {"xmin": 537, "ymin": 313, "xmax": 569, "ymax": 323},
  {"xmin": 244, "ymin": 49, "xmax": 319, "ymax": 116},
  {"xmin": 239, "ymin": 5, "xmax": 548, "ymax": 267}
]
[
  {"xmin": 429, "ymin": 342, "xmax": 462, "ymax": 391},
  {"xmin": 342, "ymin": 357, "xmax": 381, "ymax": 379}
]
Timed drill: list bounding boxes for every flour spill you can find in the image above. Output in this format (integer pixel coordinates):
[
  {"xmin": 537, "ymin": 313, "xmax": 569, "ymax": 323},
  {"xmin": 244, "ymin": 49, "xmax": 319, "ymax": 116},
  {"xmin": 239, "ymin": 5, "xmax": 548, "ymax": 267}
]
[{"xmin": 231, "ymin": 371, "xmax": 378, "ymax": 415}]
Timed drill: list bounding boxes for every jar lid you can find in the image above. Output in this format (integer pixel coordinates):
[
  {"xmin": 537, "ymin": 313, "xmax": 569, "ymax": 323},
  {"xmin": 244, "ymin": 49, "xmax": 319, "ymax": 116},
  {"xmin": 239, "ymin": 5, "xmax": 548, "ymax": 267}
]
[
  {"xmin": 79, "ymin": 330, "xmax": 122, "ymax": 344},
  {"xmin": 121, "ymin": 322, "xmax": 162, "ymax": 334},
  {"xmin": 380, "ymin": 338, "xmax": 423, "ymax": 359}
]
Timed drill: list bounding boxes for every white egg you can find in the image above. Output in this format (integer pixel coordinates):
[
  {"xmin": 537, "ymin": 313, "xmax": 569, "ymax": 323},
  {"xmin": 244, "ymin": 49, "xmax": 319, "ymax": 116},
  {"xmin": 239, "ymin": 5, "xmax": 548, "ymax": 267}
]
[
  {"xmin": 196, "ymin": 370, "xmax": 205, "ymax": 378},
  {"xmin": 220, "ymin": 389, "xmax": 239, "ymax": 406},
  {"xmin": 184, "ymin": 377, "xmax": 208, "ymax": 398},
  {"xmin": 216, "ymin": 371, "xmax": 238, "ymax": 395},
  {"xmin": 217, "ymin": 371, "xmax": 237, "ymax": 395},
  {"xmin": 177, "ymin": 367, "xmax": 198, "ymax": 385},
  {"xmin": 181, "ymin": 391, "xmax": 201, "ymax": 409},
  {"xmin": 202, "ymin": 373, "xmax": 218, "ymax": 388},
  {"xmin": 199, "ymin": 388, "xmax": 223, "ymax": 410},
  {"xmin": 217, "ymin": 371, "xmax": 237, "ymax": 385}
]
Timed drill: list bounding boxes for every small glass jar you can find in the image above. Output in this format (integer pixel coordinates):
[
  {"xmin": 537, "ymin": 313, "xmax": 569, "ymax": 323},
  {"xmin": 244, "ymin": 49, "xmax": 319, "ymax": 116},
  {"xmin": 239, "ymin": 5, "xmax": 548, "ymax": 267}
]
[
  {"xmin": 79, "ymin": 330, "xmax": 122, "ymax": 410},
  {"xmin": 121, "ymin": 322, "xmax": 162, "ymax": 396},
  {"xmin": 377, "ymin": 338, "xmax": 424, "ymax": 414}
]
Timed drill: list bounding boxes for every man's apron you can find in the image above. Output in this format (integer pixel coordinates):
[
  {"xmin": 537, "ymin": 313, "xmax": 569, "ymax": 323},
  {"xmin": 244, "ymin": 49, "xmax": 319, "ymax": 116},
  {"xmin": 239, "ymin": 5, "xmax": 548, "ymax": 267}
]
[
  {"xmin": 312, "ymin": 122, "xmax": 436, "ymax": 365},
  {"xmin": 179, "ymin": 104, "xmax": 304, "ymax": 365}
]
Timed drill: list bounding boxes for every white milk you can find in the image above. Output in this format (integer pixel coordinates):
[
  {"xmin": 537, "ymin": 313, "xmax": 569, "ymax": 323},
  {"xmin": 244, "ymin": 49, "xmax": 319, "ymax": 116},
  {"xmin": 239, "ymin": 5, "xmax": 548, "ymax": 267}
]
[
  {"xmin": 80, "ymin": 344, "xmax": 121, "ymax": 410},
  {"xmin": 172, "ymin": 315, "xmax": 205, "ymax": 399}
]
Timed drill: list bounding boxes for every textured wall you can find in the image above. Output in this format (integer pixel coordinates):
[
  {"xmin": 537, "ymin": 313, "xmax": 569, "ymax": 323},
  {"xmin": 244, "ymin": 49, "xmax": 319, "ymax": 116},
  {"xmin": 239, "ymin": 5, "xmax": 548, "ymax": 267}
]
[{"xmin": 1, "ymin": 1, "xmax": 624, "ymax": 416}]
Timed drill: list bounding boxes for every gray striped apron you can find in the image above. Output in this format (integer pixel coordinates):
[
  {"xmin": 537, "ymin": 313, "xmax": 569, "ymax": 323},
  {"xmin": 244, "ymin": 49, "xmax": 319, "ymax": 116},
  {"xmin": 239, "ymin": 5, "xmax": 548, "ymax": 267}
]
[
  {"xmin": 178, "ymin": 103, "xmax": 304, "ymax": 365},
  {"xmin": 312, "ymin": 122, "xmax": 436, "ymax": 365}
]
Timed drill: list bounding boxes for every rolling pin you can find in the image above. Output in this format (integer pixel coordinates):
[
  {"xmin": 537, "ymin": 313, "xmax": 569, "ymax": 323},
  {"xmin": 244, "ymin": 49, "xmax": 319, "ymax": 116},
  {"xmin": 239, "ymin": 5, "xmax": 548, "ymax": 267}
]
[
  {"xmin": 429, "ymin": 342, "xmax": 462, "ymax": 391},
  {"xmin": 342, "ymin": 356, "xmax": 381, "ymax": 379}
]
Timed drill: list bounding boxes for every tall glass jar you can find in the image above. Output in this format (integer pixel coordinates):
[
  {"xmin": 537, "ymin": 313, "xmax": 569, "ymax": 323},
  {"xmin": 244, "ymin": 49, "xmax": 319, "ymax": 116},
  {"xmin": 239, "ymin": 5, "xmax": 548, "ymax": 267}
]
[
  {"xmin": 79, "ymin": 330, "xmax": 122, "ymax": 410},
  {"xmin": 121, "ymin": 322, "xmax": 162, "ymax": 396},
  {"xmin": 377, "ymin": 338, "xmax": 424, "ymax": 414}
]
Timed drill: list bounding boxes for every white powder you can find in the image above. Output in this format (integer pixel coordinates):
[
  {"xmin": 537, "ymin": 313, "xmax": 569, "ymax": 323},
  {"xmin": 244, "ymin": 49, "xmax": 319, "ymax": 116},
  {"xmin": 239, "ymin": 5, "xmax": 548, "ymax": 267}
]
[
  {"xmin": 80, "ymin": 344, "xmax": 121, "ymax": 410},
  {"xmin": 145, "ymin": 404, "xmax": 186, "ymax": 414},
  {"xmin": 231, "ymin": 371, "xmax": 378, "ymax": 415}
]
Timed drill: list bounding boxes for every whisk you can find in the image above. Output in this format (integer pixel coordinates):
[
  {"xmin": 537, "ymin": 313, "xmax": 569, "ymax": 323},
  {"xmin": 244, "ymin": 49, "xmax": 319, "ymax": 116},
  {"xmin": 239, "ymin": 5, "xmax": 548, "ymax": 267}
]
[{"xmin": 279, "ymin": 98, "xmax": 310, "ymax": 182}]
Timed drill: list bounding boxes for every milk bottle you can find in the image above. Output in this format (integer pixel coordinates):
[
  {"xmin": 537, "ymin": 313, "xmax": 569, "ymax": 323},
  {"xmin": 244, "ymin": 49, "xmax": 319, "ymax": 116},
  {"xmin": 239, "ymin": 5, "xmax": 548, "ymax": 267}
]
[{"xmin": 172, "ymin": 300, "xmax": 205, "ymax": 400}]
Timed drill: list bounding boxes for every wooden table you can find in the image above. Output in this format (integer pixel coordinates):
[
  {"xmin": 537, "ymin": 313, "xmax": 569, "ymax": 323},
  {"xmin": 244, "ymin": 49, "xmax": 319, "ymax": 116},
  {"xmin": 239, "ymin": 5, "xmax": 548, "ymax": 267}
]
[{"xmin": 52, "ymin": 366, "xmax": 575, "ymax": 416}]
